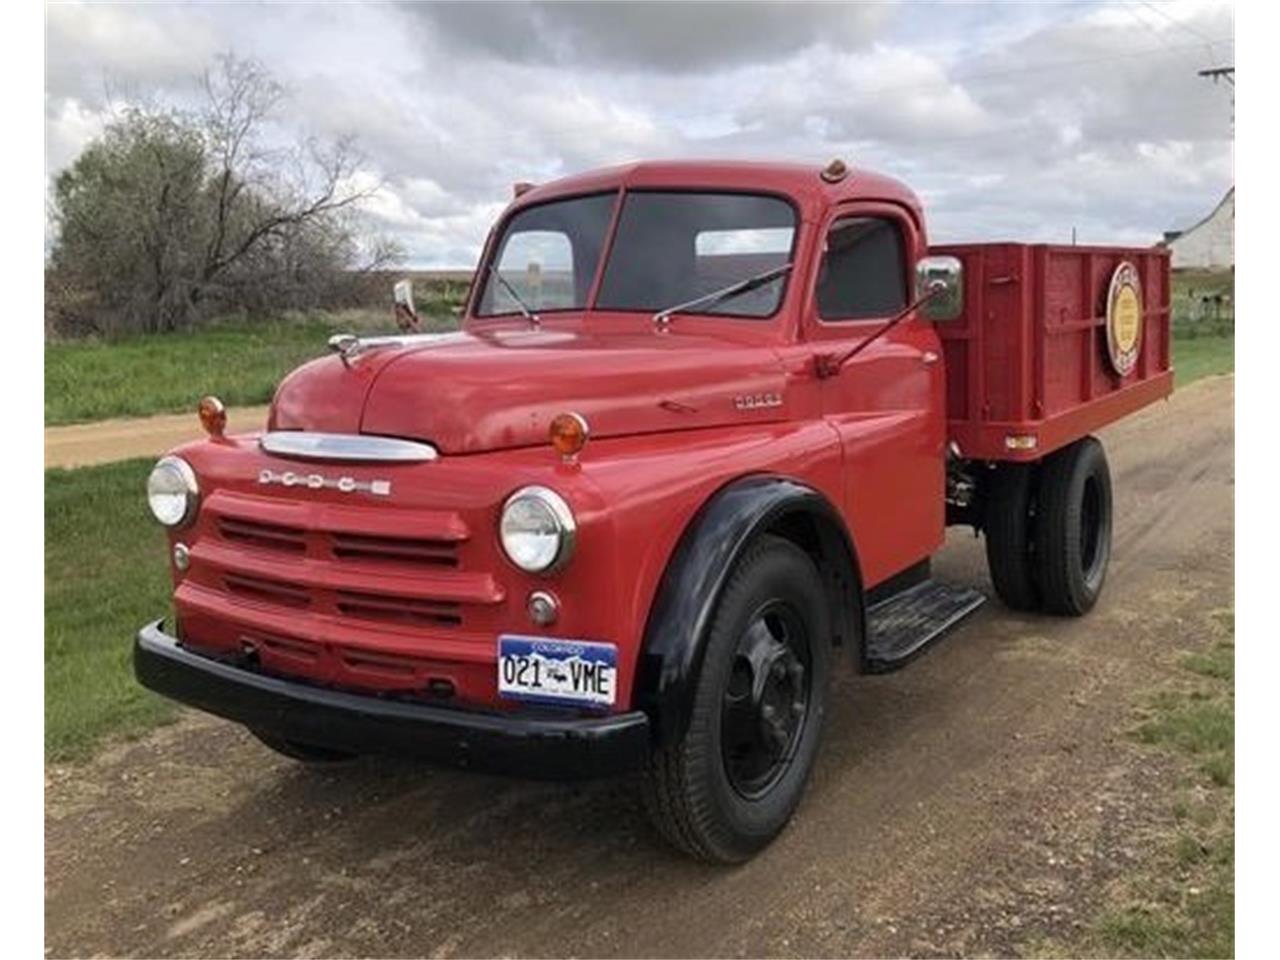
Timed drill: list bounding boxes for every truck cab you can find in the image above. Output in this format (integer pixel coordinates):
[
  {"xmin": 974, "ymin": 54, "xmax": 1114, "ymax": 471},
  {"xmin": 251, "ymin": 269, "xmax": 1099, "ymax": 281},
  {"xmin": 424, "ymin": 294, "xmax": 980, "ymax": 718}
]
[{"xmin": 135, "ymin": 159, "xmax": 1172, "ymax": 862}]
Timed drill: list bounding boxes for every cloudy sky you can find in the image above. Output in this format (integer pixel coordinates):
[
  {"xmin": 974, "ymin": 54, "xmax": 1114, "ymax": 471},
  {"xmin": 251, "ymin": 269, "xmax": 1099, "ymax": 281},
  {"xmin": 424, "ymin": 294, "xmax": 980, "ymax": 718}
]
[{"xmin": 45, "ymin": 0, "xmax": 1234, "ymax": 267}]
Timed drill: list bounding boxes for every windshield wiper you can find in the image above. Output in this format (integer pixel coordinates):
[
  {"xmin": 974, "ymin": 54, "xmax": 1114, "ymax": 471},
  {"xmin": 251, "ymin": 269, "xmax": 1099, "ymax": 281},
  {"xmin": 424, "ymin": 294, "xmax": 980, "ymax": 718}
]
[
  {"xmin": 652, "ymin": 262, "xmax": 793, "ymax": 330},
  {"xmin": 487, "ymin": 265, "xmax": 541, "ymax": 328}
]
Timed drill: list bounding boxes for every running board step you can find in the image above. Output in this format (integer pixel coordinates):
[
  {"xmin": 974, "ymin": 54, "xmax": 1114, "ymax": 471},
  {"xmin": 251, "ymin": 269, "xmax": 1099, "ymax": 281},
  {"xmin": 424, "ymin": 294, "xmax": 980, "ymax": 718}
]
[{"xmin": 865, "ymin": 579, "xmax": 986, "ymax": 673}]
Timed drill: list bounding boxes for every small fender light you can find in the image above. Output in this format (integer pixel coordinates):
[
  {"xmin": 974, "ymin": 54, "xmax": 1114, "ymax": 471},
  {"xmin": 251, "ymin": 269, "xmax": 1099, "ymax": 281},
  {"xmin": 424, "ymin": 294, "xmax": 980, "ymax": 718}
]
[
  {"xmin": 198, "ymin": 395, "xmax": 227, "ymax": 438},
  {"xmin": 527, "ymin": 590, "xmax": 559, "ymax": 626},
  {"xmin": 549, "ymin": 412, "xmax": 590, "ymax": 460},
  {"xmin": 1004, "ymin": 434, "xmax": 1038, "ymax": 451}
]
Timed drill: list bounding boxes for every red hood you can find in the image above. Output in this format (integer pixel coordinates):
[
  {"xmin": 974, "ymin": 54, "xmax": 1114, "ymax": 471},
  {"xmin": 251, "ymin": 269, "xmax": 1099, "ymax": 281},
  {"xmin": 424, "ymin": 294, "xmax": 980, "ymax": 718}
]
[{"xmin": 270, "ymin": 327, "xmax": 790, "ymax": 455}]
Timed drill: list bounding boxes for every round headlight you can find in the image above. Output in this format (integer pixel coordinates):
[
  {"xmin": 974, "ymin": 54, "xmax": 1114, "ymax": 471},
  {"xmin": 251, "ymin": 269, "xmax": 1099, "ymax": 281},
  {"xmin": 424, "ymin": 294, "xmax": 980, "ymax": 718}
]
[
  {"xmin": 500, "ymin": 486, "xmax": 575, "ymax": 573},
  {"xmin": 146, "ymin": 456, "xmax": 199, "ymax": 528}
]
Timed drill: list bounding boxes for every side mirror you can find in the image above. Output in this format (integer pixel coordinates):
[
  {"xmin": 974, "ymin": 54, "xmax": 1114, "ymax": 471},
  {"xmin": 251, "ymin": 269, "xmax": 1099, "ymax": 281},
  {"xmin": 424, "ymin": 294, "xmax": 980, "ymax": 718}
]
[
  {"xmin": 915, "ymin": 255, "xmax": 963, "ymax": 322},
  {"xmin": 393, "ymin": 279, "xmax": 420, "ymax": 332}
]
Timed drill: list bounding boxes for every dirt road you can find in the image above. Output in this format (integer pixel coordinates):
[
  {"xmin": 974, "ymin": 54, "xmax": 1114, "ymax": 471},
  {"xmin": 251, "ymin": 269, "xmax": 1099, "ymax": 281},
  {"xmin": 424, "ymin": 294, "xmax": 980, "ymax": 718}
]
[
  {"xmin": 45, "ymin": 376, "xmax": 1234, "ymax": 958},
  {"xmin": 44, "ymin": 406, "xmax": 271, "ymax": 469}
]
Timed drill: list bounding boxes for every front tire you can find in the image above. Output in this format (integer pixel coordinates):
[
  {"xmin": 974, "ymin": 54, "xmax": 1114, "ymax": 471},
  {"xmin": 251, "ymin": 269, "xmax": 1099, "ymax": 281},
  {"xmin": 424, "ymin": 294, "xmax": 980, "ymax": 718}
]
[
  {"xmin": 1033, "ymin": 436, "xmax": 1113, "ymax": 616},
  {"xmin": 643, "ymin": 535, "xmax": 832, "ymax": 863}
]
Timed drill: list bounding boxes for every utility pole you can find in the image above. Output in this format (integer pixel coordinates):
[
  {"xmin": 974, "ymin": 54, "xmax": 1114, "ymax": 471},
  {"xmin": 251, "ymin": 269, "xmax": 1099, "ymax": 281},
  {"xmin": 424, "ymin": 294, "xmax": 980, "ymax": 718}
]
[
  {"xmin": 1197, "ymin": 66, "xmax": 1234, "ymax": 86},
  {"xmin": 1198, "ymin": 66, "xmax": 1234, "ymax": 132}
]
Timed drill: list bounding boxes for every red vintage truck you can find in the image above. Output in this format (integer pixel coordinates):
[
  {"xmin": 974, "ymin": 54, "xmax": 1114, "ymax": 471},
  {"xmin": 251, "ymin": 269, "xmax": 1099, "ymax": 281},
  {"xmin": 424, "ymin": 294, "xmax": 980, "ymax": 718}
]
[{"xmin": 135, "ymin": 159, "xmax": 1172, "ymax": 862}]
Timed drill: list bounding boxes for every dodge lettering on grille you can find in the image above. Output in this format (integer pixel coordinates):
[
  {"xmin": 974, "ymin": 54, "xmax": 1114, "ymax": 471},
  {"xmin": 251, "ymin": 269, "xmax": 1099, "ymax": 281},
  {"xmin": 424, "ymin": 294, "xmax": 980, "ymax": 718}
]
[{"xmin": 258, "ymin": 469, "xmax": 391, "ymax": 496}]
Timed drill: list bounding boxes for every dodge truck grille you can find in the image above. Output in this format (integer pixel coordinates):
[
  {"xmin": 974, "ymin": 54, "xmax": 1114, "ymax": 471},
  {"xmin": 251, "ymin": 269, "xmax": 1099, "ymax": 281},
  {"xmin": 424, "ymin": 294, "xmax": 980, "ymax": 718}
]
[{"xmin": 189, "ymin": 490, "xmax": 498, "ymax": 633}]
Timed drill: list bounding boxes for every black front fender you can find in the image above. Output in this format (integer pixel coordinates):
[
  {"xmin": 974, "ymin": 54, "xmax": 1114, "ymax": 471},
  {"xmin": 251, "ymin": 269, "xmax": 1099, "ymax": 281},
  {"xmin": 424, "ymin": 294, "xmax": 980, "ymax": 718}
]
[{"xmin": 634, "ymin": 475, "xmax": 861, "ymax": 747}]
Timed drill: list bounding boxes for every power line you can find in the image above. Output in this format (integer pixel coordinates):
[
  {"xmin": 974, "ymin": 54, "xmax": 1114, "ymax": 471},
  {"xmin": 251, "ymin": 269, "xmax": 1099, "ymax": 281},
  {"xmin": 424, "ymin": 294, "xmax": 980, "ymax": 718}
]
[{"xmin": 1139, "ymin": 1, "xmax": 1223, "ymax": 59}]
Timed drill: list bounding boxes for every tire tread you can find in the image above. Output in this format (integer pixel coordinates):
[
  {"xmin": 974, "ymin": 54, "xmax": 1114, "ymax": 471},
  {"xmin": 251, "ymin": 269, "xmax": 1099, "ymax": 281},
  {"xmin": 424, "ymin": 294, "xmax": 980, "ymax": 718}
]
[
  {"xmin": 984, "ymin": 463, "xmax": 1041, "ymax": 611},
  {"xmin": 1034, "ymin": 436, "xmax": 1111, "ymax": 616},
  {"xmin": 641, "ymin": 535, "xmax": 823, "ymax": 863}
]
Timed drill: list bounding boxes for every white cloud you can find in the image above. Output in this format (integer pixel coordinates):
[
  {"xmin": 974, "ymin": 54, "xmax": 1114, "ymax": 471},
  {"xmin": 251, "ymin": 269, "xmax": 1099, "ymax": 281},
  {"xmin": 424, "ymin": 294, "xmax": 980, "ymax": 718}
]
[{"xmin": 44, "ymin": 0, "xmax": 1234, "ymax": 266}]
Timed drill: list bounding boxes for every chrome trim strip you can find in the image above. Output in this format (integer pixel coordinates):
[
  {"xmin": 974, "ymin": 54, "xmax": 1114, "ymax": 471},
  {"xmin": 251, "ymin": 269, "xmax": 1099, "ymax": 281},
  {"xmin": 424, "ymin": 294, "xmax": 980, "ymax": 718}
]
[{"xmin": 259, "ymin": 432, "xmax": 439, "ymax": 463}]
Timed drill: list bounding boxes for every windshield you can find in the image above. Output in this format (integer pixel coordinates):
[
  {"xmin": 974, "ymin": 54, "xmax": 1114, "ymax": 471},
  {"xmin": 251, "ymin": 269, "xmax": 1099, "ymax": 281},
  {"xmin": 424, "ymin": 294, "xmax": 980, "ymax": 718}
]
[
  {"xmin": 476, "ymin": 192, "xmax": 615, "ymax": 317},
  {"xmin": 596, "ymin": 192, "xmax": 796, "ymax": 318},
  {"xmin": 476, "ymin": 190, "xmax": 797, "ymax": 320}
]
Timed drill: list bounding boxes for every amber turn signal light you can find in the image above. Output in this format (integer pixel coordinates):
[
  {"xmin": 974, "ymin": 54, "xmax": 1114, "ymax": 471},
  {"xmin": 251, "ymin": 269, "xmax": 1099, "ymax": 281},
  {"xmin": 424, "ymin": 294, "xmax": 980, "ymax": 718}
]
[
  {"xmin": 549, "ymin": 412, "xmax": 589, "ymax": 460},
  {"xmin": 198, "ymin": 395, "xmax": 227, "ymax": 438}
]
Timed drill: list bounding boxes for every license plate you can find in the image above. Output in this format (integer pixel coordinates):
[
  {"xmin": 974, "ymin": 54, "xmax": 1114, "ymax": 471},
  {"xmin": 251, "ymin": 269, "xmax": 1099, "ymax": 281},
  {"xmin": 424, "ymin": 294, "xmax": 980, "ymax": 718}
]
[{"xmin": 497, "ymin": 635, "xmax": 617, "ymax": 708}]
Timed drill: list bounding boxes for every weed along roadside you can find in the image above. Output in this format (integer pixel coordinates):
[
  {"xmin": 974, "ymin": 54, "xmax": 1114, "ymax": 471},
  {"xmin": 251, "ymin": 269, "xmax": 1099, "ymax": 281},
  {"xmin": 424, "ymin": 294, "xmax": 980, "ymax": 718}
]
[{"xmin": 1043, "ymin": 609, "xmax": 1234, "ymax": 958}]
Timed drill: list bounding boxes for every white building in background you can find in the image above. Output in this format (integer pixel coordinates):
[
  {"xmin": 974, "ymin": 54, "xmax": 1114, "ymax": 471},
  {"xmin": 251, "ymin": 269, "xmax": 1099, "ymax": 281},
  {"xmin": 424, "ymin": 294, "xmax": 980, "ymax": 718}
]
[{"xmin": 1164, "ymin": 188, "xmax": 1234, "ymax": 270}]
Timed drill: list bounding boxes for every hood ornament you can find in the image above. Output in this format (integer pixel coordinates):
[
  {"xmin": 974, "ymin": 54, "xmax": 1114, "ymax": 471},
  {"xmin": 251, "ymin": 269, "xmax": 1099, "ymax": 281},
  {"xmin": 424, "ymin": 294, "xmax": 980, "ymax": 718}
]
[{"xmin": 328, "ymin": 333, "xmax": 366, "ymax": 367}]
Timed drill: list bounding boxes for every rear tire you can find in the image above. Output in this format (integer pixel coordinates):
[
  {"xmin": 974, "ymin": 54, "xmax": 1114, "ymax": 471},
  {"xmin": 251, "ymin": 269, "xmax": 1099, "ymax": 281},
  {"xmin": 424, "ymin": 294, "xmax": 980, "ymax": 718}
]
[
  {"xmin": 643, "ymin": 535, "xmax": 832, "ymax": 863},
  {"xmin": 983, "ymin": 463, "xmax": 1041, "ymax": 612},
  {"xmin": 1033, "ymin": 437, "xmax": 1113, "ymax": 616},
  {"xmin": 250, "ymin": 729, "xmax": 358, "ymax": 764}
]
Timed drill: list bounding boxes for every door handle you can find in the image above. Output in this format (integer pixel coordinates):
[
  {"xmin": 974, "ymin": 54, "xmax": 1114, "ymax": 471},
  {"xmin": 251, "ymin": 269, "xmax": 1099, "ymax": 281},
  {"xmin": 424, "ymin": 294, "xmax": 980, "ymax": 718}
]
[{"xmin": 922, "ymin": 350, "xmax": 940, "ymax": 365}]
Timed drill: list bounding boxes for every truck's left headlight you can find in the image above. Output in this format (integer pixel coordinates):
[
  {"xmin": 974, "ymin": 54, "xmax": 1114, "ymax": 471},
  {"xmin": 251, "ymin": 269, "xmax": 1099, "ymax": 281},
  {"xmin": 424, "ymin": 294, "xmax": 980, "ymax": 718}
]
[
  {"xmin": 147, "ymin": 456, "xmax": 199, "ymax": 528},
  {"xmin": 500, "ymin": 486, "xmax": 576, "ymax": 573}
]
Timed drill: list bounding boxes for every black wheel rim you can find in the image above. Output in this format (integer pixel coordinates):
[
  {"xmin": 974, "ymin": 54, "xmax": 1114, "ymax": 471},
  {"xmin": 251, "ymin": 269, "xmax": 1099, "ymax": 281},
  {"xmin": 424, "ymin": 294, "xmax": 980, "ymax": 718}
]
[
  {"xmin": 720, "ymin": 600, "xmax": 811, "ymax": 799},
  {"xmin": 1080, "ymin": 474, "xmax": 1105, "ymax": 584}
]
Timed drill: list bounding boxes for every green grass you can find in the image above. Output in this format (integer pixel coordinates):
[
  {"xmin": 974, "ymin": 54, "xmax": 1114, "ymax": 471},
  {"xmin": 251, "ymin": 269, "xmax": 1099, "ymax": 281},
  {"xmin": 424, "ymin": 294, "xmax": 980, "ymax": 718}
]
[
  {"xmin": 45, "ymin": 304, "xmax": 463, "ymax": 426},
  {"xmin": 1173, "ymin": 333, "xmax": 1234, "ymax": 387},
  {"xmin": 45, "ymin": 459, "xmax": 176, "ymax": 760},
  {"xmin": 1078, "ymin": 611, "xmax": 1235, "ymax": 958}
]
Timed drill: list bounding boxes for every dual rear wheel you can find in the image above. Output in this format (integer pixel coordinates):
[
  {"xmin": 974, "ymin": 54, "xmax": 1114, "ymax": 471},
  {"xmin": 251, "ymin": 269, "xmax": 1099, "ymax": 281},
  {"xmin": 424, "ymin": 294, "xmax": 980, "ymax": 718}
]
[{"xmin": 984, "ymin": 436, "xmax": 1113, "ymax": 616}]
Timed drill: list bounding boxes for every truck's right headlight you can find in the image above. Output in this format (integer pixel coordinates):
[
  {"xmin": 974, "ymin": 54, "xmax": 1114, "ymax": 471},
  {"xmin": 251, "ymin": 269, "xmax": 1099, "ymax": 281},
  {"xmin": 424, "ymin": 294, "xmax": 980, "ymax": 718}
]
[
  {"xmin": 500, "ymin": 486, "xmax": 576, "ymax": 573},
  {"xmin": 146, "ymin": 456, "xmax": 199, "ymax": 528}
]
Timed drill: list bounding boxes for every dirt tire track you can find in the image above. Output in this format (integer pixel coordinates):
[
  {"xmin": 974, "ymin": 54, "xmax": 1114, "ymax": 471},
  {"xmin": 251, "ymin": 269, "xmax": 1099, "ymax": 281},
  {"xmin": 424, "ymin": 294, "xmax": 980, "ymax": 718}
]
[{"xmin": 45, "ymin": 376, "xmax": 1234, "ymax": 958}]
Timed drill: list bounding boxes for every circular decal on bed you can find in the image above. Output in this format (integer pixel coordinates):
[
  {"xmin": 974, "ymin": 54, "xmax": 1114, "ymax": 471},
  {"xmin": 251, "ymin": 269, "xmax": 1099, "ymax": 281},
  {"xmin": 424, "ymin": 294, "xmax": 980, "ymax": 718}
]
[{"xmin": 1105, "ymin": 261, "xmax": 1143, "ymax": 376}]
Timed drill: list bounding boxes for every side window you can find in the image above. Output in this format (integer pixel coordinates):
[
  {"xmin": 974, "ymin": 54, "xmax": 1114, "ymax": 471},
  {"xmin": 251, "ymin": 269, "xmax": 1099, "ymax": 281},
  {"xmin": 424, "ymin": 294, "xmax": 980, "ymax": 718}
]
[{"xmin": 816, "ymin": 217, "xmax": 907, "ymax": 321}]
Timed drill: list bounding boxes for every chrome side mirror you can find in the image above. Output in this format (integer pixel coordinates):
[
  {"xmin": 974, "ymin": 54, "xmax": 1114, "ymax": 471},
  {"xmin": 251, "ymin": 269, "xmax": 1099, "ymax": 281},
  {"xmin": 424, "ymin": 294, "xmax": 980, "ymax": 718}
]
[
  {"xmin": 393, "ymin": 279, "xmax": 420, "ymax": 331},
  {"xmin": 915, "ymin": 255, "xmax": 963, "ymax": 322}
]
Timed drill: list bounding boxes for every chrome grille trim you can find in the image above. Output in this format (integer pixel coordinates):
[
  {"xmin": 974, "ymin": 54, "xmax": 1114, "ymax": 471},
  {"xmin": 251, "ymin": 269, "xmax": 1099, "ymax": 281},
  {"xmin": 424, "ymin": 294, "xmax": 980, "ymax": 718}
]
[{"xmin": 259, "ymin": 432, "xmax": 439, "ymax": 463}]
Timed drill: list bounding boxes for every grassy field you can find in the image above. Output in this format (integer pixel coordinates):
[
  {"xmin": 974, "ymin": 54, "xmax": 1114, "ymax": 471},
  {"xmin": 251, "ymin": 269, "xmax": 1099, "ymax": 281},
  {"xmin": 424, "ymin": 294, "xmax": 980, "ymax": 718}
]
[
  {"xmin": 45, "ymin": 459, "xmax": 175, "ymax": 761},
  {"xmin": 1174, "ymin": 333, "xmax": 1234, "ymax": 387},
  {"xmin": 46, "ymin": 299, "xmax": 465, "ymax": 426}
]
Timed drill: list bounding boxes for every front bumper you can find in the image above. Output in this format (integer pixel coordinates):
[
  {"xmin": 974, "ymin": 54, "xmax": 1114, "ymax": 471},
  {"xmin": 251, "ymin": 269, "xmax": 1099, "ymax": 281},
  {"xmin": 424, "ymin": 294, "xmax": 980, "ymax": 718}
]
[{"xmin": 134, "ymin": 620, "xmax": 651, "ymax": 779}]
